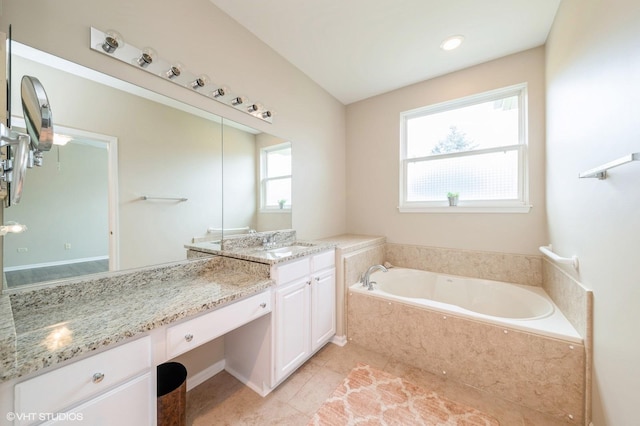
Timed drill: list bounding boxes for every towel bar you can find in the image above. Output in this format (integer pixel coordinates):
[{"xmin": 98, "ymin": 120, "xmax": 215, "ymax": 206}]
[{"xmin": 539, "ymin": 245, "xmax": 578, "ymax": 270}]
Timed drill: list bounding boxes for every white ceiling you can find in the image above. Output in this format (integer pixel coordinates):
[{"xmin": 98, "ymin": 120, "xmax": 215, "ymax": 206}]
[{"xmin": 210, "ymin": 0, "xmax": 561, "ymax": 105}]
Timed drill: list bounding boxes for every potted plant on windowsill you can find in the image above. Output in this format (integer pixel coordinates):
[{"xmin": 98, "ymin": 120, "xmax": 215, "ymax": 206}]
[
  {"xmin": 278, "ymin": 199, "xmax": 287, "ymax": 209},
  {"xmin": 447, "ymin": 192, "xmax": 459, "ymax": 206}
]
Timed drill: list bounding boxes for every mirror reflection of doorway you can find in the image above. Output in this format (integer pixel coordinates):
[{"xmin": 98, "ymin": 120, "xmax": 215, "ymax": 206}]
[{"xmin": 3, "ymin": 122, "xmax": 117, "ymax": 289}]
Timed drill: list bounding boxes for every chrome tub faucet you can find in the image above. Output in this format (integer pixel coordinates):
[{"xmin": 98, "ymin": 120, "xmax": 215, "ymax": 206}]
[{"xmin": 361, "ymin": 264, "xmax": 388, "ymax": 291}]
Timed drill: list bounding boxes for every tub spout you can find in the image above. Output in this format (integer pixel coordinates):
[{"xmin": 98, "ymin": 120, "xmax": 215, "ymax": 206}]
[{"xmin": 362, "ymin": 264, "xmax": 388, "ymax": 291}]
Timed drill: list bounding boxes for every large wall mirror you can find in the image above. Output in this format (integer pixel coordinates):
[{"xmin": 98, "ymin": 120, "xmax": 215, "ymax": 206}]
[{"xmin": 2, "ymin": 43, "xmax": 292, "ymax": 291}]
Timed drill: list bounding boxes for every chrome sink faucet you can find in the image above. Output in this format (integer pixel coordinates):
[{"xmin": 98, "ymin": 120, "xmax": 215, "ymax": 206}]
[
  {"xmin": 361, "ymin": 264, "xmax": 388, "ymax": 291},
  {"xmin": 262, "ymin": 234, "xmax": 275, "ymax": 249}
]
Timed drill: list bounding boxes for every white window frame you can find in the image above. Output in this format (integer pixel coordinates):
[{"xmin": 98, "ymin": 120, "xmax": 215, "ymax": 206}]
[
  {"xmin": 399, "ymin": 84, "xmax": 531, "ymax": 213},
  {"xmin": 260, "ymin": 142, "xmax": 292, "ymax": 212}
]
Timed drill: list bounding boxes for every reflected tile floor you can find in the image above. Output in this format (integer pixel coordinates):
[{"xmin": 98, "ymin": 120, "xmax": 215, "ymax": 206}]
[{"xmin": 186, "ymin": 342, "xmax": 572, "ymax": 425}]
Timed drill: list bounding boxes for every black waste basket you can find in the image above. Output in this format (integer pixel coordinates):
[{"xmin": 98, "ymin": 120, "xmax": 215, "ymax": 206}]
[{"xmin": 157, "ymin": 362, "xmax": 187, "ymax": 426}]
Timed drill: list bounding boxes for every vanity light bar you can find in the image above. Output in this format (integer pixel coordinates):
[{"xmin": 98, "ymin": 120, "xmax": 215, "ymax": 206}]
[{"xmin": 89, "ymin": 27, "xmax": 274, "ymax": 124}]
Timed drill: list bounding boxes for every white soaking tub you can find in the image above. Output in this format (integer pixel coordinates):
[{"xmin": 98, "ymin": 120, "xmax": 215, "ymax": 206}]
[{"xmin": 350, "ymin": 267, "xmax": 581, "ymax": 343}]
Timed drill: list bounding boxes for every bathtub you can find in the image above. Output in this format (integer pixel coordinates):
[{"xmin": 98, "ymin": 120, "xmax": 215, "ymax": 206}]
[
  {"xmin": 347, "ymin": 267, "xmax": 586, "ymax": 421},
  {"xmin": 350, "ymin": 267, "xmax": 582, "ymax": 343}
]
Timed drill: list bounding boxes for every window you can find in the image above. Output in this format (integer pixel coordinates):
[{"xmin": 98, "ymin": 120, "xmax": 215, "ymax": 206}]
[
  {"xmin": 399, "ymin": 84, "xmax": 530, "ymax": 213},
  {"xmin": 261, "ymin": 142, "xmax": 292, "ymax": 210}
]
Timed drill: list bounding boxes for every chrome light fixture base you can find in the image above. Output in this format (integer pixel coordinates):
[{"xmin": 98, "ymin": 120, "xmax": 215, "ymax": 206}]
[{"xmin": 90, "ymin": 27, "xmax": 274, "ymax": 124}]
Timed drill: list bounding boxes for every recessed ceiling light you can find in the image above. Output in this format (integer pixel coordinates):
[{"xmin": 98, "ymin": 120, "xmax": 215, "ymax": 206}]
[{"xmin": 440, "ymin": 35, "xmax": 464, "ymax": 51}]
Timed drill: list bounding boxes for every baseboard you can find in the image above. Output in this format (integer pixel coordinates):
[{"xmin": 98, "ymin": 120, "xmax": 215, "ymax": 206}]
[
  {"xmin": 331, "ymin": 335, "xmax": 348, "ymax": 346},
  {"xmin": 4, "ymin": 255, "xmax": 109, "ymax": 272},
  {"xmin": 186, "ymin": 359, "xmax": 225, "ymax": 391}
]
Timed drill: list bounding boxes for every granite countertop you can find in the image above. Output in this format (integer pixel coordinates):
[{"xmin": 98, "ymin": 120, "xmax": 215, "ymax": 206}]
[
  {"xmin": 0, "ymin": 257, "xmax": 272, "ymax": 383},
  {"xmin": 186, "ymin": 240, "xmax": 336, "ymax": 265},
  {"xmin": 185, "ymin": 230, "xmax": 336, "ymax": 265}
]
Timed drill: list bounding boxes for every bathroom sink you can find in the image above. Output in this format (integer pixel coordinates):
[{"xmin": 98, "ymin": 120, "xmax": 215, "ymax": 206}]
[
  {"xmin": 260, "ymin": 243, "xmax": 314, "ymax": 258},
  {"xmin": 267, "ymin": 244, "xmax": 310, "ymax": 252}
]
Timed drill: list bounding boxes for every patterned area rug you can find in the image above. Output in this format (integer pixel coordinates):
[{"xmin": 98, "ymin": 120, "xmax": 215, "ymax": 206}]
[{"xmin": 308, "ymin": 363, "xmax": 500, "ymax": 426}]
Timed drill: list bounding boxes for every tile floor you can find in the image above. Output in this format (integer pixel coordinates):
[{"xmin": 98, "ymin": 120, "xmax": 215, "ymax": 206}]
[{"xmin": 186, "ymin": 342, "xmax": 572, "ymax": 425}]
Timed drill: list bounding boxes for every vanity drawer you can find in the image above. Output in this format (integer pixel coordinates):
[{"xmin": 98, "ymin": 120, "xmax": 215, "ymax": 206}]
[
  {"xmin": 275, "ymin": 257, "xmax": 311, "ymax": 284},
  {"xmin": 313, "ymin": 250, "xmax": 335, "ymax": 271},
  {"xmin": 14, "ymin": 336, "xmax": 151, "ymax": 424},
  {"xmin": 166, "ymin": 290, "xmax": 272, "ymax": 359}
]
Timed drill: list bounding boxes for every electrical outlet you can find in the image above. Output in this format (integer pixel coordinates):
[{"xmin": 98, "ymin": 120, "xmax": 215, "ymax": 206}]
[
  {"xmin": 64, "ymin": 243, "xmax": 71, "ymax": 250},
  {"xmin": 17, "ymin": 247, "xmax": 28, "ymax": 253}
]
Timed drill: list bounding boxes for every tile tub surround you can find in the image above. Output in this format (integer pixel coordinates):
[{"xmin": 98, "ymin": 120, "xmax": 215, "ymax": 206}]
[
  {"xmin": 1, "ymin": 257, "xmax": 273, "ymax": 382},
  {"xmin": 385, "ymin": 243, "xmax": 543, "ymax": 287},
  {"xmin": 317, "ymin": 234, "xmax": 386, "ymax": 340},
  {"xmin": 341, "ymin": 243, "xmax": 385, "ymax": 337},
  {"xmin": 542, "ymin": 259, "xmax": 592, "ymax": 341},
  {"xmin": 542, "ymin": 258, "xmax": 593, "ymax": 425},
  {"xmin": 348, "ymin": 292, "xmax": 586, "ymax": 424}
]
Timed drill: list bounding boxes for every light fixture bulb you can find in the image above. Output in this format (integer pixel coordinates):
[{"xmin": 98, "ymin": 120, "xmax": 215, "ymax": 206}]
[
  {"xmin": 137, "ymin": 47, "xmax": 157, "ymax": 68},
  {"xmin": 231, "ymin": 96, "xmax": 247, "ymax": 106},
  {"xmin": 247, "ymin": 103, "xmax": 262, "ymax": 113},
  {"xmin": 165, "ymin": 62, "xmax": 184, "ymax": 79},
  {"xmin": 440, "ymin": 35, "xmax": 464, "ymax": 51},
  {"xmin": 0, "ymin": 221, "xmax": 27, "ymax": 236},
  {"xmin": 101, "ymin": 30, "xmax": 124, "ymax": 53},
  {"xmin": 261, "ymin": 110, "xmax": 273, "ymax": 119},
  {"xmin": 53, "ymin": 134, "xmax": 72, "ymax": 146},
  {"xmin": 212, "ymin": 86, "xmax": 229, "ymax": 98},
  {"xmin": 190, "ymin": 74, "xmax": 211, "ymax": 90}
]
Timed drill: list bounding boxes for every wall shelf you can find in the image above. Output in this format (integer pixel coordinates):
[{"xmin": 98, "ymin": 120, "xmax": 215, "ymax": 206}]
[{"xmin": 579, "ymin": 153, "xmax": 639, "ymax": 180}]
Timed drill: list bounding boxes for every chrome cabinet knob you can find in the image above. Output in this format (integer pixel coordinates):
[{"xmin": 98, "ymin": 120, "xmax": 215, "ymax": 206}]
[
  {"xmin": 185, "ymin": 333, "xmax": 194, "ymax": 342},
  {"xmin": 260, "ymin": 302, "xmax": 267, "ymax": 308},
  {"xmin": 92, "ymin": 372, "xmax": 105, "ymax": 383},
  {"xmin": 315, "ymin": 276, "xmax": 320, "ymax": 282},
  {"xmin": 307, "ymin": 280, "xmax": 311, "ymax": 286}
]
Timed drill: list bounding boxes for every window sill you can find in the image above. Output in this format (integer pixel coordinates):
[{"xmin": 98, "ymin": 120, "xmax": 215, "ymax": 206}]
[
  {"xmin": 398, "ymin": 204, "xmax": 532, "ymax": 214},
  {"xmin": 260, "ymin": 208, "xmax": 291, "ymax": 214}
]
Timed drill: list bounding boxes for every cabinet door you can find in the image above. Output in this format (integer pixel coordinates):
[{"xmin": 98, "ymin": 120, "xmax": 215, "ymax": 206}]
[
  {"xmin": 274, "ymin": 278, "xmax": 310, "ymax": 384},
  {"xmin": 311, "ymin": 268, "xmax": 336, "ymax": 351},
  {"xmin": 42, "ymin": 374, "xmax": 152, "ymax": 426}
]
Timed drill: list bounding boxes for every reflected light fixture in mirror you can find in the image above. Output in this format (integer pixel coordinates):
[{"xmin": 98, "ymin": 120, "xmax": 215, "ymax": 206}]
[
  {"xmin": 91, "ymin": 27, "xmax": 275, "ymax": 123},
  {"xmin": 440, "ymin": 35, "xmax": 465, "ymax": 51},
  {"xmin": 53, "ymin": 133, "xmax": 72, "ymax": 146},
  {"xmin": 0, "ymin": 222, "xmax": 27, "ymax": 236}
]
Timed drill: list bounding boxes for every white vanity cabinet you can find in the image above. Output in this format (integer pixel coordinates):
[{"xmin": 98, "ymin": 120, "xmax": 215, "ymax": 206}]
[
  {"xmin": 13, "ymin": 336, "xmax": 152, "ymax": 426},
  {"xmin": 166, "ymin": 290, "xmax": 272, "ymax": 359},
  {"xmin": 272, "ymin": 250, "xmax": 335, "ymax": 385}
]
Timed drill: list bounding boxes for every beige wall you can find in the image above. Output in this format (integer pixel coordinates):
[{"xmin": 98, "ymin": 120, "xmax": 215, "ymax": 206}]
[
  {"xmin": 0, "ymin": 0, "xmax": 347, "ymax": 241},
  {"xmin": 346, "ymin": 47, "xmax": 548, "ymax": 255},
  {"xmin": 546, "ymin": 1, "xmax": 640, "ymax": 425},
  {"xmin": 4, "ymin": 141, "xmax": 108, "ymax": 267},
  {"xmin": 222, "ymin": 125, "xmax": 257, "ymax": 232}
]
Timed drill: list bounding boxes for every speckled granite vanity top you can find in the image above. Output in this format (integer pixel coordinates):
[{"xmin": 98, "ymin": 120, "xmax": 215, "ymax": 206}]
[
  {"xmin": 185, "ymin": 229, "xmax": 336, "ymax": 265},
  {"xmin": 0, "ymin": 256, "xmax": 272, "ymax": 383}
]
